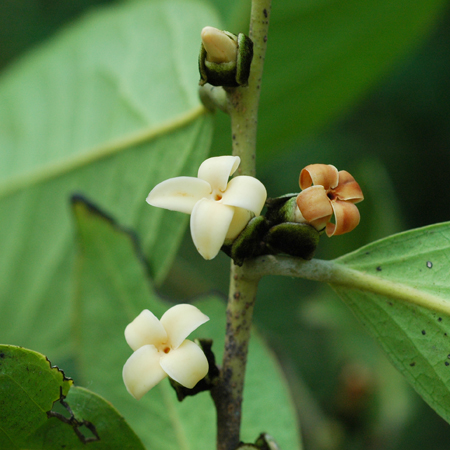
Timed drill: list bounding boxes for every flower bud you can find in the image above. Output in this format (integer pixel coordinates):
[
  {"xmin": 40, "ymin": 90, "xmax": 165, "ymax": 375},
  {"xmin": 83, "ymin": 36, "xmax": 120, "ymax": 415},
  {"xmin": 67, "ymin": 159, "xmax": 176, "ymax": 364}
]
[
  {"xmin": 264, "ymin": 222, "xmax": 319, "ymax": 260},
  {"xmin": 201, "ymin": 27, "xmax": 237, "ymax": 64},
  {"xmin": 265, "ymin": 195, "xmax": 307, "ymax": 225},
  {"xmin": 255, "ymin": 433, "xmax": 281, "ymax": 450},
  {"xmin": 199, "ymin": 26, "xmax": 253, "ymax": 87}
]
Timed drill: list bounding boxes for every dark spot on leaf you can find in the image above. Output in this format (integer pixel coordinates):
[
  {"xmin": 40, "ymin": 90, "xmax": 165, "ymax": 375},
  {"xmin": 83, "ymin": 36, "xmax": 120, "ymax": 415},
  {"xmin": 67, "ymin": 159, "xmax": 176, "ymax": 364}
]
[
  {"xmin": 263, "ymin": 8, "xmax": 268, "ymax": 18},
  {"xmin": 445, "ymin": 333, "xmax": 448, "ymax": 337},
  {"xmin": 422, "ymin": 330, "xmax": 426, "ymax": 335},
  {"xmin": 410, "ymin": 362, "xmax": 416, "ymax": 367},
  {"xmin": 439, "ymin": 317, "xmax": 443, "ymax": 322},
  {"xmin": 376, "ymin": 266, "xmax": 382, "ymax": 271},
  {"xmin": 426, "ymin": 261, "xmax": 433, "ymax": 269},
  {"xmin": 47, "ymin": 388, "xmax": 100, "ymax": 444},
  {"xmin": 447, "ymin": 354, "xmax": 450, "ymax": 359},
  {"xmin": 0, "ymin": 353, "xmax": 4, "ymax": 358},
  {"xmin": 388, "ymin": 301, "xmax": 393, "ymax": 306},
  {"xmin": 446, "ymin": 362, "xmax": 449, "ymax": 367}
]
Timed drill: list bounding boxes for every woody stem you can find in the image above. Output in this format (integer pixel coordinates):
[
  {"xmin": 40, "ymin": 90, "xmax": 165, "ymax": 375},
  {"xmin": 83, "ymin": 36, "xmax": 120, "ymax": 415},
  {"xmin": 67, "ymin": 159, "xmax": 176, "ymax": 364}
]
[{"xmin": 212, "ymin": 1, "xmax": 272, "ymax": 449}]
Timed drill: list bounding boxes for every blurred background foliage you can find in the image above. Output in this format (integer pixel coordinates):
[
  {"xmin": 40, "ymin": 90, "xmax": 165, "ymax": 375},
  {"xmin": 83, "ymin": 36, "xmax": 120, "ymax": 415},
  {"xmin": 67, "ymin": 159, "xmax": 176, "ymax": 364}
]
[{"xmin": 2, "ymin": 0, "xmax": 450, "ymax": 449}]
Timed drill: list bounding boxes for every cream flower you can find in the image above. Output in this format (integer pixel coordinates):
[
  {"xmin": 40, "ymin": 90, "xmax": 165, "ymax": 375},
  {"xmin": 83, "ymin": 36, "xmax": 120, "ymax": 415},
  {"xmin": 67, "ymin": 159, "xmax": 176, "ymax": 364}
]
[
  {"xmin": 146, "ymin": 156, "xmax": 267, "ymax": 260},
  {"xmin": 296, "ymin": 164, "xmax": 364, "ymax": 236},
  {"xmin": 123, "ymin": 304, "xmax": 210, "ymax": 400}
]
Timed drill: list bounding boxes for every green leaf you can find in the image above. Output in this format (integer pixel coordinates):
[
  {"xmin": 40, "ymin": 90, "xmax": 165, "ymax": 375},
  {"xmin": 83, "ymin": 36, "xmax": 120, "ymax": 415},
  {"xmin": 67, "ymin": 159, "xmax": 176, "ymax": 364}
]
[
  {"xmin": 0, "ymin": 345, "xmax": 72, "ymax": 448},
  {"xmin": 331, "ymin": 222, "xmax": 450, "ymax": 424},
  {"xmin": 0, "ymin": 345, "xmax": 144, "ymax": 449},
  {"xmin": 72, "ymin": 196, "xmax": 302, "ymax": 449},
  {"xmin": 30, "ymin": 386, "xmax": 146, "ymax": 449},
  {"xmin": 0, "ymin": 0, "xmax": 218, "ymax": 357},
  {"xmin": 213, "ymin": 0, "xmax": 448, "ymax": 159}
]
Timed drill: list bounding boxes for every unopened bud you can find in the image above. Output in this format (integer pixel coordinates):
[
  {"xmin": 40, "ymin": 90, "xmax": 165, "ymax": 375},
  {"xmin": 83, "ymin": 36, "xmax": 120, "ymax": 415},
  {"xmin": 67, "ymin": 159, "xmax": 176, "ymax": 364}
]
[
  {"xmin": 201, "ymin": 26, "xmax": 237, "ymax": 64},
  {"xmin": 199, "ymin": 26, "xmax": 253, "ymax": 87}
]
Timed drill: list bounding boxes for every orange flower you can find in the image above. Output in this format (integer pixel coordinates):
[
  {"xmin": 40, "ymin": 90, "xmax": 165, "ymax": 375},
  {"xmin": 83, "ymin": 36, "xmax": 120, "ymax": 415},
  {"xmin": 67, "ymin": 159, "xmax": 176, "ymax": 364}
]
[{"xmin": 296, "ymin": 164, "xmax": 364, "ymax": 236}]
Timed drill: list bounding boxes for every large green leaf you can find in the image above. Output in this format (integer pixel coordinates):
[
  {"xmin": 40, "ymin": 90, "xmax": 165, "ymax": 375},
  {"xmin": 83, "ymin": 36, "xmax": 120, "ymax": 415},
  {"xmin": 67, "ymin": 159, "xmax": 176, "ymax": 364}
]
[
  {"xmin": 72, "ymin": 196, "xmax": 302, "ymax": 449},
  {"xmin": 331, "ymin": 222, "xmax": 450, "ymax": 424},
  {"xmin": 0, "ymin": 345, "xmax": 144, "ymax": 449},
  {"xmin": 212, "ymin": 0, "xmax": 448, "ymax": 159},
  {"xmin": 0, "ymin": 0, "xmax": 217, "ymax": 358}
]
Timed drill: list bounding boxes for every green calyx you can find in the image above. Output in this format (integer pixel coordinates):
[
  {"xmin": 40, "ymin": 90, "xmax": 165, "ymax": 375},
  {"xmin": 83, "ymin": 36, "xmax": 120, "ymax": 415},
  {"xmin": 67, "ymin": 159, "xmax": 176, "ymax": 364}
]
[
  {"xmin": 235, "ymin": 433, "xmax": 281, "ymax": 450},
  {"xmin": 264, "ymin": 222, "xmax": 319, "ymax": 260},
  {"xmin": 222, "ymin": 216, "xmax": 269, "ymax": 266},
  {"xmin": 221, "ymin": 194, "xmax": 320, "ymax": 266},
  {"xmin": 168, "ymin": 339, "xmax": 219, "ymax": 402}
]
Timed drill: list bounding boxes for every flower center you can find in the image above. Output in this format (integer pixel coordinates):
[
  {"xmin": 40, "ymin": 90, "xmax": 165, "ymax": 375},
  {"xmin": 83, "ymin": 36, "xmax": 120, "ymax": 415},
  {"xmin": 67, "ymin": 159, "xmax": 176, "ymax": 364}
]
[
  {"xmin": 211, "ymin": 189, "xmax": 224, "ymax": 201},
  {"xmin": 327, "ymin": 192, "xmax": 336, "ymax": 201},
  {"xmin": 162, "ymin": 346, "xmax": 171, "ymax": 354}
]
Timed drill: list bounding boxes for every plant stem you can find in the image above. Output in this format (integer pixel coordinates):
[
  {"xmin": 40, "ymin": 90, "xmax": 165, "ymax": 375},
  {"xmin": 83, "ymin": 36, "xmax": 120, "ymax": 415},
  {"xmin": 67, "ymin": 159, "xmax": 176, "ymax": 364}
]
[
  {"xmin": 228, "ymin": 0, "xmax": 272, "ymax": 177},
  {"xmin": 212, "ymin": 271, "xmax": 259, "ymax": 450},
  {"xmin": 214, "ymin": 1, "xmax": 272, "ymax": 449}
]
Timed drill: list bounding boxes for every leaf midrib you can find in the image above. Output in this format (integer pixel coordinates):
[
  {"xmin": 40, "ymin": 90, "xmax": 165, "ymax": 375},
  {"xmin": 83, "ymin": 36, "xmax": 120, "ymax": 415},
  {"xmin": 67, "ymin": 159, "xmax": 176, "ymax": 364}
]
[{"xmin": 0, "ymin": 105, "xmax": 206, "ymax": 200}]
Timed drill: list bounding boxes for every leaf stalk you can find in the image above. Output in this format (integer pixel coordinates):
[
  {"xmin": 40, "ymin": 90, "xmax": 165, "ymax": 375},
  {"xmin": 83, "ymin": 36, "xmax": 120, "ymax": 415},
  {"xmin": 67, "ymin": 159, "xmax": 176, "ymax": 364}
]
[{"xmin": 244, "ymin": 255, "xmax": 450, "ymax": 318}]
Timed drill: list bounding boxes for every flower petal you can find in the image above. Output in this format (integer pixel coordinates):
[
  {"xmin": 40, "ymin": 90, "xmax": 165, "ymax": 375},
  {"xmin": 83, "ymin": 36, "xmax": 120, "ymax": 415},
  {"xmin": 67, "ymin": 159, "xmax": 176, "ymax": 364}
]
[
  {"xmin": 125, "ymin": 309, "xmax": 168, "ymax": 352},
  {"xmin": 299, "ymin": 164, "xmax": 339, "ymax": 190},
  {"xmin": 197, "ymin": 156, "xmax": 240, "ymax": 192},
  {"xmin": 334, "ymin": 170, "xmax": 364, "ymax": 203},
  {"xmin": 221, "ymin": 176, "xmax": 267, "ymax": 215},
  {"xmin": 146, "ymin": 177, "xmax": 211, "ymax": 214},
  {"xmin": 160, "ymin": 304, "xmax": 210, "ymax": 349},
  {"xmin": 160, "ymin": 340, "xmax": 209, "ymax": 389},
  {"xmin": 296, "ymin": 185, "xmax": 333, "ymax": 230},
  {"xmin": 190, "ymin": 198, "xmax": 235, "ymax": 259},
  {"xmin": 123, "ymin": 345, "xmax": 167, "ymax": 400},
  {"xmin": 225, "ymin": 207, "xmax": 252, "ymax": 240},
  {"xmin": 326, "ymin": 200, "xmax": 361, "ymax": 236}
]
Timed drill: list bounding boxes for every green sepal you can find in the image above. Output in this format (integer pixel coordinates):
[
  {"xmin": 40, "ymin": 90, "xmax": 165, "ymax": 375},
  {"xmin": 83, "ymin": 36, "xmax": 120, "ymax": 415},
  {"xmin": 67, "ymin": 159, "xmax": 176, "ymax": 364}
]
[
  {"xmin": 265, "ymin": 194, "xmax": 299, "ymax": 224},
  {"xmin": 168, "ymin": 339, "xmax": 220, "ymax": 402},
  {"xmin": 236, "ymin": 32, "xmax": 254, "ymax": 86},
  {"xmin": 199, "ymin": 32, "xmax": 253, "ymax": 87},
  {"xmin": 222, "ymin": 216, "xmax": 269, "ymax": 266},
  {"xmin": 236, "ymin": 433, "xmax": 281, "ymax": 450},
  {"xmin": 264, "ymin": 222, "xmax": 319, "ymax": 260},
  {"xmin": 254, "ymin": 433, "xmax": 281, "ymax": 450}
]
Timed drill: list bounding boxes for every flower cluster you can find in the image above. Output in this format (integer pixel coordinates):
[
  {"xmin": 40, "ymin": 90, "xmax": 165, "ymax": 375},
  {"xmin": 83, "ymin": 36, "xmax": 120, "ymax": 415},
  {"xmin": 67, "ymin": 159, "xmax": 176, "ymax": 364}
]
[
  {"xmin": 125, "ymin": 161, "xmax": 364, "ymax": 399},
  {"xmin": 147, "ymin": 156, "xmax": 267, "ymax": 260},
  {"xmin": 123, "ymin": 304, "xmax": 209, "ymax": 400},
  {"xmin": 295, "ymin": 164, "xmax": 364, "ymax": 236}
]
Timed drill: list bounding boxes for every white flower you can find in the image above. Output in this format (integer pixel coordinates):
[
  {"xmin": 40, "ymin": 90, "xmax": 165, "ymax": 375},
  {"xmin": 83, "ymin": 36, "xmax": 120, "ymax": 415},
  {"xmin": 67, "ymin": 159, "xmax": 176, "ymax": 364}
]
[
  {"xmin": 123, "ymin": 304, "xmax": 210, "ymax": 400},
  {"xmin": 146, "ymin": 156, "xmax": 267, "ymax": 260}
]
